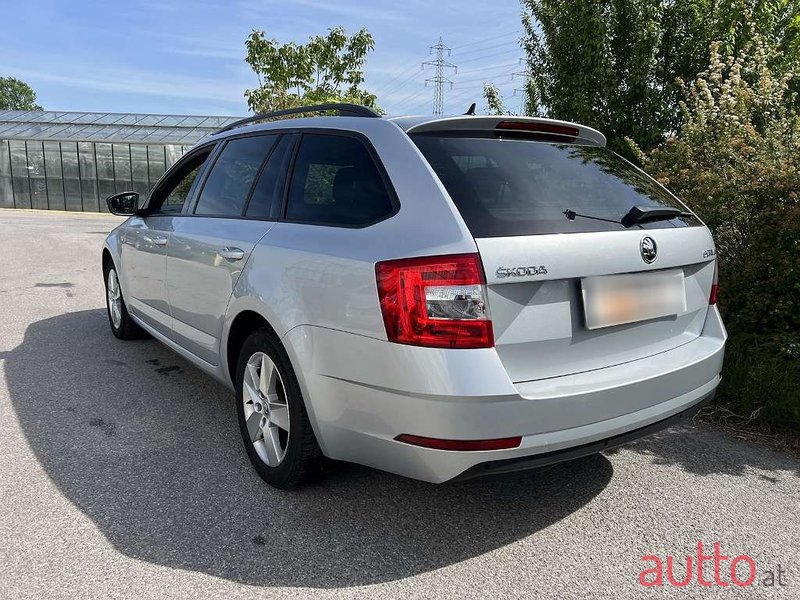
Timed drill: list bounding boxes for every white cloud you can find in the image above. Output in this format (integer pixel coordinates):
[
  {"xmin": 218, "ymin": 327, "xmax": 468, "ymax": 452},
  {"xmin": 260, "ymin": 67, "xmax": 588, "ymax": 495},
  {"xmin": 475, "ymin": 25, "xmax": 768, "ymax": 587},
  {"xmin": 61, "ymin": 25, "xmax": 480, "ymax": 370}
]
[{"xmin": 0, "ymin": 64, "xmax": 251, "ymax": 108}]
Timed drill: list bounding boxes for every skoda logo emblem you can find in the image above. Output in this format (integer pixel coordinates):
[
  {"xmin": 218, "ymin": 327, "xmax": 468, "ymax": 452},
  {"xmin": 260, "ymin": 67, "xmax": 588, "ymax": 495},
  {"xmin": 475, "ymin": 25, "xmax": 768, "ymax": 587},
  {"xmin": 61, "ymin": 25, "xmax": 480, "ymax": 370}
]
[{"xmin": 640, "ymin": 236, "xmax": 658, "ymax": 264}]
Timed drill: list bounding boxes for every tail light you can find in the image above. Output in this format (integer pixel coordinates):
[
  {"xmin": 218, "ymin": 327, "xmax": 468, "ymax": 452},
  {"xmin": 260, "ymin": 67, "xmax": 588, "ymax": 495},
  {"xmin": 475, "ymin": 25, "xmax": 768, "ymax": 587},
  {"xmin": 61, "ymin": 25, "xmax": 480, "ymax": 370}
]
[
  {"xmin": 709, "ymin": 260, "xmax": 719, "ymax": 305},
  {"xmin": 375, "ymin": 253, "xmax": 494, "ymax": 349},
  {"xmin": 496, "ymin": 120, "xmax": 579, "ymax": 137},
  {"xmin": 496, "ymin": 120, "xmax": 579, "ymax": 142}
]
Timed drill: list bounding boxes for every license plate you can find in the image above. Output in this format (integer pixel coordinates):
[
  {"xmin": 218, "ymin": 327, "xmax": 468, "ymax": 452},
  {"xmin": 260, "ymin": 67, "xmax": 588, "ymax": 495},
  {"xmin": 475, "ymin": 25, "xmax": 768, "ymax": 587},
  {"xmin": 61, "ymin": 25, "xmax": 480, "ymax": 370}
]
[{"xmin": 581, "ymin": 269, "xmax": 686, "ymax": 330}]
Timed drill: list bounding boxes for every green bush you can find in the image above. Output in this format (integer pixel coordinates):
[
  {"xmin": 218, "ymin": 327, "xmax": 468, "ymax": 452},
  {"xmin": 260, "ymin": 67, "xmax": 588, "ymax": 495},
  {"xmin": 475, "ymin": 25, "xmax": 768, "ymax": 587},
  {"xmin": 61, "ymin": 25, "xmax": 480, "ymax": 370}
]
[
  {"xmin": 721, "ymin": 334, "xmax": 800, "ymax": 429},
  {"xmin": 630, "ymin": 33, "xmax": 800, "ymax": 430}
]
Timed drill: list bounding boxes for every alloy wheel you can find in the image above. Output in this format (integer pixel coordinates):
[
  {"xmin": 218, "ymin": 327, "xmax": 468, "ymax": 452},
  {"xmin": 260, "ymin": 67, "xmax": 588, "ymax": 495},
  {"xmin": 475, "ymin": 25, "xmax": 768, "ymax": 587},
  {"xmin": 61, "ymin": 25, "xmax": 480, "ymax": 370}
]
[
  {"xmin": 242, "ymin": 352, "xmax": 291, "ymax": 467},
  {"xmin": 107, "ymin": 269, "xmax": 123, "ymax": 329}
]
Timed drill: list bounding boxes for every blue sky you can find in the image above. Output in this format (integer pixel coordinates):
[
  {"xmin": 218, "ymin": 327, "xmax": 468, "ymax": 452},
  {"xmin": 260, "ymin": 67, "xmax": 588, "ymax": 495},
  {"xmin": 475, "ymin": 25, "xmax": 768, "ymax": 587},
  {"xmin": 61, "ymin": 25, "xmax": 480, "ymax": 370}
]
[{"xmin": 1, "ymin": 0, "xmax": 525, "ymax": 117}]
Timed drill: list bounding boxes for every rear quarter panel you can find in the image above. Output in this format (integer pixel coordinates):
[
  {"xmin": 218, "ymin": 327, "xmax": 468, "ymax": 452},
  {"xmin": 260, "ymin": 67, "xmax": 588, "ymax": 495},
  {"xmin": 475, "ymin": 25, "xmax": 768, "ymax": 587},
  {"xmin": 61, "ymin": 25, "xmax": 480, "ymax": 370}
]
[{"xmin": 221, "ymin": 118, "xmax": 479, "ymax": 382}]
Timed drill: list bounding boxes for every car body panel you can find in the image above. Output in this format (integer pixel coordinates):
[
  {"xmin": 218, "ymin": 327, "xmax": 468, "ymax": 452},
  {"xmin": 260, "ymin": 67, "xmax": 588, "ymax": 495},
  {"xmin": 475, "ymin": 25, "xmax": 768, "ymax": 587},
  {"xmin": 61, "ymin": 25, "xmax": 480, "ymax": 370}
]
[
  {"xmin": 282, "ymin": 305, "xmax": 725, "ymax": 482},
  {"xmin": 476, "ymin": 227, "xmax": 716, "ymax": 382},
  {"xmin": 122, "ymin": 215, "xmax": 174, "ymax": 336},
  {"xmin": 166, "ymin": 216, "xmax": 274, "ymax": 365},
  {"xmin": 103, "ymin": 221, "xmax": 124, "ymax": 272}
]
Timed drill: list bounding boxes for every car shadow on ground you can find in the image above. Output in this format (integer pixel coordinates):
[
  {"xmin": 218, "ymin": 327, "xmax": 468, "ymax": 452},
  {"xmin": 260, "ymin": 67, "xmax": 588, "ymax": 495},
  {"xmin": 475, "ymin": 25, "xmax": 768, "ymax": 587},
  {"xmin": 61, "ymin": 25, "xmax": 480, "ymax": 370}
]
[
  {"xmin": 5, "ymin": 309, "xmax": 612, "ymax": 588},
  {"xmin": 614, "ymin": 424, "xmax": 800, "ymax": 479}
]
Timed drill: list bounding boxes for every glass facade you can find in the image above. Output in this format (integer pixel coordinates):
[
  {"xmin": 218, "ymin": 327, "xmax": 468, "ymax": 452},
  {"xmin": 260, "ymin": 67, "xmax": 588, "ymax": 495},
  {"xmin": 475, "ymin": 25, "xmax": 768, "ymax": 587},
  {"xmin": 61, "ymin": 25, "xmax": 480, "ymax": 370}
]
[
  {"xmin": 0, "ymin": 137, "xmax": 192, "ymax": 212},
  {"xmin": 0, "ymin": 140, "xmax": 11, "ymax": 209},
  {"xmin": 0, "ymin": 110, "xmax": 240, "ymax": 212}
]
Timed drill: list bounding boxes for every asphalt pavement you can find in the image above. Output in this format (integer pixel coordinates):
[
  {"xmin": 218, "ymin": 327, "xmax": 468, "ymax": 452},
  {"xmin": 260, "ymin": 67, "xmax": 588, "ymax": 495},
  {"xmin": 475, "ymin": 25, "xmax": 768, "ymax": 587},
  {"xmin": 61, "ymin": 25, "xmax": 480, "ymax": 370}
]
[{"xmin": 0, "ymin": 209, "xmax": 798, "ymax": 599}]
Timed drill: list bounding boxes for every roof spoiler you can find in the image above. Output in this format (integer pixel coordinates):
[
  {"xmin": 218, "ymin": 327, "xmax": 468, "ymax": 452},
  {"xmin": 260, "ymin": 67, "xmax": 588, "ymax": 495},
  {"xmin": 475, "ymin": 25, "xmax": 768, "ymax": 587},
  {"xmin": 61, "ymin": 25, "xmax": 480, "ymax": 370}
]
[{"xmin": 403, "ymin": 116, "xmax": 606, "ymax": 147}]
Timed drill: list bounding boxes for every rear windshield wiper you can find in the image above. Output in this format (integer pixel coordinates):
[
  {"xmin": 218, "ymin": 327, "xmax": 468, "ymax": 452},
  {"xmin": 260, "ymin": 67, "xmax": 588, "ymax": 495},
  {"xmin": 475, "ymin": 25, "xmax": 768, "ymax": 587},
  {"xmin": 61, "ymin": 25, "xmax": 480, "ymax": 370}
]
[
  {"xmin": 563, "ymin": 206, "xmax": 692, "ymax": 228},
  {"xmin": 562, "ymin": 209, "xmax": 621, "ymax": 225},
  {"xmin": 620, "ymin": 206, "xmax": 693, "ymax": 227}
]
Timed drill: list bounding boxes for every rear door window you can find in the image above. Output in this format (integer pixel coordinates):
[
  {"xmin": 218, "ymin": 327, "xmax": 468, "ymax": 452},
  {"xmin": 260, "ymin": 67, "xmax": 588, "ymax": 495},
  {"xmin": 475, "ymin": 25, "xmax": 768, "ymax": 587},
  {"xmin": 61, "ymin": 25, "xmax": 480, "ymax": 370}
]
[
  {"xmin": 411, "ymin": 134, "xmax": 700, "ymax": 237},
  {"xmin": 285, "ymin": 133, "xmax": 395, "ymax": 226},
  {"xmin": 194, "ymin": 135, "xmax": 276, "ymax": 217},
  {"xmin": 245, "ymin": 135, "xmax": 294, "ymax": 218}
]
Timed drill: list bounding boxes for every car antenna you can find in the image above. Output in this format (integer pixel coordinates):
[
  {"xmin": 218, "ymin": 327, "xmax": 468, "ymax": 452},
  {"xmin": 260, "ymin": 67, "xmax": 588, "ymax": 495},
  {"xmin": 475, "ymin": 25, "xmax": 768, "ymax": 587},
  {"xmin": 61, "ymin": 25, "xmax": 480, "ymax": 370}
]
[{"xmin": 463, "ymin": 103, "xmax": 476, "ymax": 116}]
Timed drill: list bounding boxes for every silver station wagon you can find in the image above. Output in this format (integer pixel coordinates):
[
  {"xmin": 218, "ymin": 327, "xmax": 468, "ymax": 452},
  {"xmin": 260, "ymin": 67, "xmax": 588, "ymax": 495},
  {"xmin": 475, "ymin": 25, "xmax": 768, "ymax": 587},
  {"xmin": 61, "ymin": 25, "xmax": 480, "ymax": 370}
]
[{"xmin": 102, "ymin": 103, "xmax": 726, "ymax": 488}]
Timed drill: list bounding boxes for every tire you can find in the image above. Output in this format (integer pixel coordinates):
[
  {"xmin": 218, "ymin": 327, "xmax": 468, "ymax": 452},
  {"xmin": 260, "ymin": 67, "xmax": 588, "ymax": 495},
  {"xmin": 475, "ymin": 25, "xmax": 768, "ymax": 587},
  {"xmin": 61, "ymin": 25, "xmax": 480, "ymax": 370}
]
[
  {"xmin": 103, "ymin": 261, "xmax": 144, "ymax": 340},
  {"xmin": 235, "ymin": 328, "xmax": 323, "ymax": 489}
]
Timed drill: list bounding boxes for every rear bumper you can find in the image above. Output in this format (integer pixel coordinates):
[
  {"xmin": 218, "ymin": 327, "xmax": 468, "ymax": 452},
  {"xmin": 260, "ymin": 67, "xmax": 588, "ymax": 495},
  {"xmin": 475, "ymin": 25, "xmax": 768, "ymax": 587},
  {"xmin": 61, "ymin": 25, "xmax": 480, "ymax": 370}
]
[
  {"xmin": 452, "ymin": 390, "xmax": 714, "ymax": 481},
  {"xmin": 283, "ymin": 306, "xmax": 726, "ymax": 483}
]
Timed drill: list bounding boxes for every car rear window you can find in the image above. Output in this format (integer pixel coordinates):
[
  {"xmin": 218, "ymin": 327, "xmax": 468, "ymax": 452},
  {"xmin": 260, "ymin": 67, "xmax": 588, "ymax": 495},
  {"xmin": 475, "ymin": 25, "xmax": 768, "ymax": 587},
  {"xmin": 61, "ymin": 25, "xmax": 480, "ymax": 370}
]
[{"xmin": 411, "ymin": 134, "xmax": 700, "ymax": 237}]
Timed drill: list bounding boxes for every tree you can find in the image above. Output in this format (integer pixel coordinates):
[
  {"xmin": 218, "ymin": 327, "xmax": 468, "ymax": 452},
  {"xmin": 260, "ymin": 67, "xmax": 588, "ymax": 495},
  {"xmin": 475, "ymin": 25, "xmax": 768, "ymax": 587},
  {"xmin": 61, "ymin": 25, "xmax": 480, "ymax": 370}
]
[
  {"xmin": 244, "ymin": 27, "xmax": 378, "ymax": 113},
  {"xmin": 629, "ymin": 33, "xmax": 800, "ymax": 427},
  {"xmin": 520, "ymin": 0, "xmax": 800, "ymax": 154},
  {"xmin": 0, "ymin": 77, "xmax": 42, "ymax": 111},
  {"xmin": 482, "ymin": 83, "xmax": 507, "ymax": 115}
]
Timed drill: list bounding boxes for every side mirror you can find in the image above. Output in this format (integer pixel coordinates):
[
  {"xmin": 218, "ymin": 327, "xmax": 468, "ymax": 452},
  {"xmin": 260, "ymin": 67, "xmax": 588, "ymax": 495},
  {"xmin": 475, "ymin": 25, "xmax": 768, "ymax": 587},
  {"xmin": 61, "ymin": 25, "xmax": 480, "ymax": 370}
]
[{"xmin": 106, "ymin": 191, "xmax": 140, "ymax": 216}]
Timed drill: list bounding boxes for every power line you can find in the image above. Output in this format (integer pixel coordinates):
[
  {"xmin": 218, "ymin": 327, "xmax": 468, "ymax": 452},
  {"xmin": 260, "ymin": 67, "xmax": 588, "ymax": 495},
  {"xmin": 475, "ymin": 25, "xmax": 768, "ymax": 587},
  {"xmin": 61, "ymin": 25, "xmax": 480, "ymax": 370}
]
[
  {"xmin": 458, "ymin": 47, "xmax": 522, "ymax": 65},
  {"xmin": 456, "ymin": 62, "xmax": 519, "ymax": 77},
  {"xmin": 378, "ymin": 66, "xmax": 425, "ymax": 98},
  {"xmin": 444, "ymin": 89, "xmax": 484, "ymax": 114},
  {"xmin": 372, "ymin": 56, "xmax": 427, "ymax": 95},
  {"xmin": 454, "ymin": 40, "xmax": 521, "ymax": 58},
  {"xmin": 395, "ymin": 85, "xmax": 428, "ymax": 107},
  {"xmin": 423, "ymin": 37, "xmax": 457, "ymax": 115},
  {"xmin": 452, "ymin": 73, "xmax": 515, "ymax": 87},
  {"xmin": 408, "ymin": 83, "xmax": 449, "ymax": 114},
  {"xmin": 450, "ymin": 83, "xmax": 497, "ymax": 100},
  {"xmin": 381, "ymin": 32, "xmax": 524, "ymax": 115},
  {"xmin": 446, "ymin": 87, "xmax": 481, "ymax": 103},
  {"xmin": 449, "ymin": 30, "xmax": 523, "ymax": 51},
  {"xmin": 391, "ymin": 86, "xmax": 429, "ymax": 112},
  {"xmin": 408, "ymin": 94, "xmax": 434, "ymax": 114}
]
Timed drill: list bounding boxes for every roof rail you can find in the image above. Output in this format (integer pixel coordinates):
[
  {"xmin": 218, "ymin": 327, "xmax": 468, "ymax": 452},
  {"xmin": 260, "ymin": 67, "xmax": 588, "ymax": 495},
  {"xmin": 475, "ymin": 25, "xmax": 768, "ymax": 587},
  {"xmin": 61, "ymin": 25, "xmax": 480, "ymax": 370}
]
[{"xmin": 212, "ymin": 103, "xmax": 381, "ymax": 135}]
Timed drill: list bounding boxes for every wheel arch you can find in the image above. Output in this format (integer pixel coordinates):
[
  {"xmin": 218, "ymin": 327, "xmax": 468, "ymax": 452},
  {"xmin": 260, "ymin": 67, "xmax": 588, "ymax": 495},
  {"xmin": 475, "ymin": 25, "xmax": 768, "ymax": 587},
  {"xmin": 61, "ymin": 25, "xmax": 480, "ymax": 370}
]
[
  {"xmin": 225, "ymin": 310, "xmax": 280, "ymax": 388},
  {"xmin": 102, "ymin": 227, "xmax": 126, "ymax": 292},
  {"xmin": 223, "ymin": 308, "xmax": 329, "ymax": 456},
  {"xmin": 102, "ymin": 247, "xmax": 115, "ymax": 273}
]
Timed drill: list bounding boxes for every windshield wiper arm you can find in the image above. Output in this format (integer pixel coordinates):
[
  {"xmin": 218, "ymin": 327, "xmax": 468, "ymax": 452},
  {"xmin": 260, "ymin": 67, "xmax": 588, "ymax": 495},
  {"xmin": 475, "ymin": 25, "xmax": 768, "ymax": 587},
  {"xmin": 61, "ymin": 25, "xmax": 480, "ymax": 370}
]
[
  {"xmin": 620, "ymin": 206, "xmax": 692, "ymax": 227},
  {"xmin": 562, "ymin": 209, "xmax": 622, "ymax": 225},
  {"xmin": 564, "ymin": 206, "xmax": 692, "ymax": 228}
]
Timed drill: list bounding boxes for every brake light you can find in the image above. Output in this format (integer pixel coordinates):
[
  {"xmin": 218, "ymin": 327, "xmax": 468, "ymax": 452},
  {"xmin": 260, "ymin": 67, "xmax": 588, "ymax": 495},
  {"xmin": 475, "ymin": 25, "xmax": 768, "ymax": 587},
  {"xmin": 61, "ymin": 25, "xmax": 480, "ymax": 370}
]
[
  {"xmin": 375, "ymin": 253, "xmax": 493, "ymax": 349},
  {"xmin": 709, "ymin": 259, "xmax": 719, "ymax": 305},
  {"xmin": 395, "ymin": 434, "xmax": 521, "ymax": 451},
  {"xmin": 496, "ymin": 120, "xmax": 579, "ymax": 138}
]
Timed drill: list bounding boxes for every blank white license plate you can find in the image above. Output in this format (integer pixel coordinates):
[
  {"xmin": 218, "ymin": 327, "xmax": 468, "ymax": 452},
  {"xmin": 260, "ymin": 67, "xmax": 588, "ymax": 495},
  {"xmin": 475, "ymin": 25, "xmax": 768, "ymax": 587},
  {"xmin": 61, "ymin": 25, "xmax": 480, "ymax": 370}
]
[{"xmin": 581, "ymin": 269, "xmax": 687, "ymax": 330}]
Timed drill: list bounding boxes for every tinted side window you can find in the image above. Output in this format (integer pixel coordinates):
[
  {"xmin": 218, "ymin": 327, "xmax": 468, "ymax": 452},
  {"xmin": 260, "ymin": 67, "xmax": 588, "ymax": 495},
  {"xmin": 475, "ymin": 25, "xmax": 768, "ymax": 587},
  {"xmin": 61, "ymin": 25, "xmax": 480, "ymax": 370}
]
[
  {"xmin": 285, "ymin": 134, "xmax": 394, "ymax": 226},
  {"xmin": 245, "ymin": 135, "xmax": 293, "ymax": 218},
  {"xmin": 149, "ymin": 149, "xmax": 211, "ymax": 214},
  {"xmin": 194, "ymin": 135, "xmax": 276, "ymax": 216}
]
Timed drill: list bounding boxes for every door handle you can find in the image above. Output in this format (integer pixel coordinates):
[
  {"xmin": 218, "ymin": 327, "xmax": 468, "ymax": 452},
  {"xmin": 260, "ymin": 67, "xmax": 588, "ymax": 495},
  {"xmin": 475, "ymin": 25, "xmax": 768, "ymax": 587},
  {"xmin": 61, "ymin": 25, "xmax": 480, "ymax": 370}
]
[
  {"xmin": 143, "ymin": 235, "xmax": 168, "ymax": 246},
  {"xmin": 218, "ymin": 247, "xmax": 245, "ymax": 261}
]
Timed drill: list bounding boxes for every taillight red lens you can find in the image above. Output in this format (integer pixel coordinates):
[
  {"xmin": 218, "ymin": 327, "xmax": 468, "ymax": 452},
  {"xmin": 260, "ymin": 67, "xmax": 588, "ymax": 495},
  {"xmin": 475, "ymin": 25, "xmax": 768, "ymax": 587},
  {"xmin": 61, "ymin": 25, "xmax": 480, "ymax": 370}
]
[
  {"xmin": 496, "ymin": 120, "xmax": 580, "ymax": 137},
  {"xmin": 395, "ymin": 434, "xmax": 521, "ymax": 451},
  {"xmin": 710, "ymin": 260, "xmax": 719, "ymax": 305},
  {"xmin": 375, "ymin": 253, "xmax": 494, "ymax": 349}
]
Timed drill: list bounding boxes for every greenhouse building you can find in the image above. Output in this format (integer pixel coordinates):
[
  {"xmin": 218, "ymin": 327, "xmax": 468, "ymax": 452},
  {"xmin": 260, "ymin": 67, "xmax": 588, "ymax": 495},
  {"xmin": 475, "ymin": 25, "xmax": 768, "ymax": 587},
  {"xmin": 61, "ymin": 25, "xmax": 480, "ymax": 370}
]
[{"xmin": 0, "ymin": 110, "xmax": 240, "ymax": 212}]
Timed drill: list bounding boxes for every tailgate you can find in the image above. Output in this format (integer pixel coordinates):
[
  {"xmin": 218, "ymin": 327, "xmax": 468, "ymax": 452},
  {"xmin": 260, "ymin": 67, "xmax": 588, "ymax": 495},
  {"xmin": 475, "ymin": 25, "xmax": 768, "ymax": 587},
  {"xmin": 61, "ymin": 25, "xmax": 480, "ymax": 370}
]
[{"xmin": 478, "ymin": 227, "xmax": 716, "ymax": 382}]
